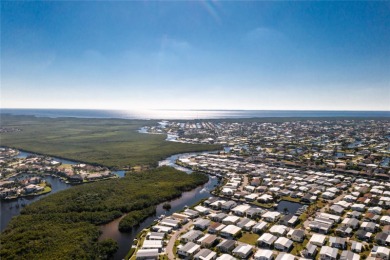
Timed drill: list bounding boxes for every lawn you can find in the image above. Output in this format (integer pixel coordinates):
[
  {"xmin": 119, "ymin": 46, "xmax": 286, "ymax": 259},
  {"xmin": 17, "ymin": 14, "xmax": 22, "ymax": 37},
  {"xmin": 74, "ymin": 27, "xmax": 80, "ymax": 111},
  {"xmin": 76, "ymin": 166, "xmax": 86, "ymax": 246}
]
[
  {"xmin": 0, "ymin": 115, "xmax": 221, "ymax": 169},
  {"xmin": 238, "ymin": 232, "xmax": 259, "ymax": 245}
]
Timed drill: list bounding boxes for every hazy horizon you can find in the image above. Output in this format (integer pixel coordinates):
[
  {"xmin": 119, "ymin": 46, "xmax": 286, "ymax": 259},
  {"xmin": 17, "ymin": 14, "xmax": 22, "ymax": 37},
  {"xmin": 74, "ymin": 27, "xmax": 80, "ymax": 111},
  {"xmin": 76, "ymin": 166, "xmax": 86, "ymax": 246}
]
[{"xmin": 1, "ymin": 1, "xmax": 389, "ymax": 111}]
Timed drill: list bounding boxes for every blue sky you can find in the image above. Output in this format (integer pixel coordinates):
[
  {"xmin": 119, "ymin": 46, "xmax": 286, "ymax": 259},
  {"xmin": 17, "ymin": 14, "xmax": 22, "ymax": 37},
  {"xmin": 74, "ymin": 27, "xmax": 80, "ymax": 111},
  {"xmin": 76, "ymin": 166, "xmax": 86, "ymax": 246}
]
[{"xmin": 1, "ymin": 1, "xmax": 389, "ymax": 110}]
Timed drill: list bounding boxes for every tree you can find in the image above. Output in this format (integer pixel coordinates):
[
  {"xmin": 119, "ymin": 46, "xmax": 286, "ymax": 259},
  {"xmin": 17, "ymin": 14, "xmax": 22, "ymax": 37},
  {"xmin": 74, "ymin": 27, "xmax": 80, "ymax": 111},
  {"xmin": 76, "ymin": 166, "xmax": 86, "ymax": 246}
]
[
  {"xmin": 163, "ymin": 203, "xmax": 172, "ymax": 211},
  {"xmin": 98, "ymin": 239, "xmax": 118, "ymax": 260}
]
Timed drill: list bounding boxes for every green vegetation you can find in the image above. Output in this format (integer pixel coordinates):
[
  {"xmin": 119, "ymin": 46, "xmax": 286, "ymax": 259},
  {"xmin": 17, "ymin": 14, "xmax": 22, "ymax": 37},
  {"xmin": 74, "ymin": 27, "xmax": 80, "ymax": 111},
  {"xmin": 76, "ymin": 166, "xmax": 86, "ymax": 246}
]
[
  {"xmin": 0, "ymin": 115, "xmax": 221, "ymax": 168},
  {"xmin": 119, "ymin": 206, "xmax": 156, "ymax": 232},
  {"xmin": 238, "ymin": 232, "xmax": 259, "ymax": 245},
  {"xmin": 0, "ymin": 167, "xmax": 209, "ymax": 260}
]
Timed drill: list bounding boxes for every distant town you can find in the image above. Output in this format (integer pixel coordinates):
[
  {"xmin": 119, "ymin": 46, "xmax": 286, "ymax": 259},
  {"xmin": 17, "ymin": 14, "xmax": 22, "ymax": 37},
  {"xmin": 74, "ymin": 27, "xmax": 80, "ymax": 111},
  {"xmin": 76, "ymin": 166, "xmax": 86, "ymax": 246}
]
[
  {"xmin": 131, "ymin": 119, "xmax": 390, "ymax": 260},
  {"xmin": 0, "ymin": 148, "xmax": 118, "ymax": 200}
]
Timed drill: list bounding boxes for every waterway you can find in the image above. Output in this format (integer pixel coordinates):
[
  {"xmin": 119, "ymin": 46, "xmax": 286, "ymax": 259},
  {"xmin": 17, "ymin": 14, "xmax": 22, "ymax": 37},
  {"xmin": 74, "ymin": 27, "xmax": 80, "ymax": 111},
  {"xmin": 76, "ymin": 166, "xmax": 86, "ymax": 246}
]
[
  {"xmin": 99, "ymin": 175, "xmax": 219, "ymax": 260},
  {"xmin": 0, "ymin": 151, "xmax": 125, "ymax": 231}
]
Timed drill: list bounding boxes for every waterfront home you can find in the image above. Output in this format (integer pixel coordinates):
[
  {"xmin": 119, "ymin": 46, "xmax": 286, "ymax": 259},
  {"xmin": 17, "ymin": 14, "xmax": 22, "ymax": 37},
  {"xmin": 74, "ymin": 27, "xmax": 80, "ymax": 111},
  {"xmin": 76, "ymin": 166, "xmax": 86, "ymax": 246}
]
[
  {"xmin": 178, "ymin": 242, "xmax": 201, "ymax": 259},
  {"xmin": 141, "ymin": 240, "xmax": 163, "ymax": 252},
  {"xmin": 183, "ymin": 209, "xmax": 199, "ymax": 219},
  {"xmin": 194, "ymin": 205, "xmax": 210, "ymax": 215},
  {"xmin": 160, "ymin": 218, "xmax": 180, "ymax": 229},
  {"xmin": 194, "ymin": 248, "xmax": 217, "ymax": 260},
  {"xmin": 146, "ymin": 232, "xmax": 165, "ymax": 240},
  {"xmin": 231, "ymin": 204, "xmax": 251, "ymax": 216},
  {"xmin": 135, "ymin": 249, "xmax": 159, "ymax": 260},
  {"xmin": 262, "ymin": 211, "xmax": 281, "ymax": 222},
  {"xmin": 151, "ymin": 225, "xmax": 172, "ymax": 233},
  {"xmin": 232, "ymin": 244, "xmax": 253, "ymax": 259}
]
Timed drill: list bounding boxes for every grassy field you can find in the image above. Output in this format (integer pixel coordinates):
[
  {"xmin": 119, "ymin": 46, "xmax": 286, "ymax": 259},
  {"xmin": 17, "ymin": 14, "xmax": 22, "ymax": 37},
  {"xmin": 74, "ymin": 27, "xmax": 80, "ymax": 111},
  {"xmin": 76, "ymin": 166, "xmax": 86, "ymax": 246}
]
[
  {"xmin": 238, "ymin": 232, "xmax": 259, "ymax": 245},
  {"xmin": 0, "ymin": 115, "xmax": 221, "ymax": 168}
]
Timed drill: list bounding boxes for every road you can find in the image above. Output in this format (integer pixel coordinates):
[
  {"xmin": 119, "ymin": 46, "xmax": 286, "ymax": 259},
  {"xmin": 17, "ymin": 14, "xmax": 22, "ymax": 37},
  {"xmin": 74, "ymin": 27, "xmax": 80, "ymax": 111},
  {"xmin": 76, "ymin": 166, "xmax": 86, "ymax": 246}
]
[{"xmin": 166, "ymin": 220, "xmax": 193, "ymax": 260}]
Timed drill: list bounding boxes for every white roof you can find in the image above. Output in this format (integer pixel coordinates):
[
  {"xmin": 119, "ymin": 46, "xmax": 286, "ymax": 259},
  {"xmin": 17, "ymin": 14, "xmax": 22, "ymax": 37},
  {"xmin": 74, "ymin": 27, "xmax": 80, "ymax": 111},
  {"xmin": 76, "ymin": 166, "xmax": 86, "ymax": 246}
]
[
  {"xmin": 221, "ymin": 225, "xmax": 242, "ymax": 235},
  {"xmin": 216, "ymin": 254, "xmax": 236, "ymax": 260},
  {"xmin": 254, "ymin": 249, "xmax": 273, "ymax": 259}
]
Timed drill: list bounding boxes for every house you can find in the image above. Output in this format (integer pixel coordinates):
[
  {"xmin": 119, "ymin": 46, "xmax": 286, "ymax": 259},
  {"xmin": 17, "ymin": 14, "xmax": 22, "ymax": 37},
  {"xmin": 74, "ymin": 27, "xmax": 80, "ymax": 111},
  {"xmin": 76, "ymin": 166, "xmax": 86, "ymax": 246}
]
[
  {"xmin": 280, "ymin": 215, "xmax": 299, "ymax": 227},
  {"xmin": 232, "ymin": 244, "xmax": 253, "ymax": 259},
  {"xmin": 194, "ymin": 248, "xmax": 217, "ymax": 260},
  {"xmin": 287, "ymin": 229, "xmax": 305, "ymax": 242},
  {"xmin": 322, "ymin": 192, "xmax": 336, "ymax": 200},
  {"xmin": 216, "ymin": 254, "xmax": 236, "ymax": 260},
  {"xmin": 246, "ymin": 208, "xmax": 264, "ymax": 219},
  {"xmin": 360, "ymin": 222, "xmax": 376, "ymax": 232},
  {"xmin": 194, "ymin": 205, "xmax": 210, "ymax": 215},
  {"xmin": 231, "ymin": 204, "xmax": 251, "ymax": 216},
  {"xmin": 197, "ymin": 234, "xmax": 218, "ymax": 248},
  {"xmin": 253, "ymin": 221, "xmax": 268, "ymax": 234},
  {"xmin": 351, "ymin": 204, "xmax": 366, "ymax": 212},
  {"xmin": 262, "ymin": 211, "xmax": 281, "ymax": 222},
  {"xmin": 274, "ymin": 237, "xmax": 293, "ymax": 252},
  {"xmin": 220, "ymin": 225, "xmax": 241, "ymax": 239},
  {"xmin": 355, "ymin": 230, "xmax": 372, "ymax": 241},
  {"xmin": 370, "ymin": 246, "xmax": 390, "ymax": 259},
  {"xmin": 208, "ymin": 222, "xmax": 226, "ymax": 234},
  {"xmin": 309, "ymin": 234, "xmax": 327, "ymax": 246},
  {"xmin": 341, "ymin": 218, "xmax": 359, "ymax": 229},
  {"xmin": 269, "ymin": 225, "xmax": 288, "ymax": 237},
  {"xmin": 275, "ymin": 253, "xmax": 296, "ymax": 260},
  {"xmin": 146, "ymin": 232, "xmax": 165, "ymax": 240},
  {"xmin": 328, "ymin": 236, "xmax": 346, "ymax": 249},
  {"xmin": 319, "ymin": 246, "xmax": 338, "ymax": 260},
  {"xmin": 181, "ymin": 230, "xmax": 203, "ymax": 243},
  {"xmin": 160, "ymin": 218, "xmax": 180, "ymax": 229},
  {"xmin": 177, "ymin": 242, "xmax": 201, "ymax": 259},
  {"xmin": 351, "ymin": 241, "xmax": 362, "ymax": 253},
  {"xmin": 254, "ymin": 249, "xmax": 274, "ymax": 260},
  {"xmin": 136, "ymin": 249, "xmax": 159, "ymax": 260},
  {"xmin": 184, "ymin": 209, "xmax": 200, "ymax": 219},
  {"xmin": 141, "ymin": 240, "xmax": 163, "ymax": 252},
  {"xmin": 335, "ymin": 226, "xmax": 353, "ymax": 237},
  {"xmin": 216, "ymin": 240, "xmax": 236, "ymax": 253},
  {"xmin": 194, "ymin": 218, "xmax": 211, "ymax": 230},
  {"xmin": 211, "ymin": 213, "xmax": 228, "ymax": 223},
  {"xmin": 222, "ymin": 201, "xmax": 237, "ymax": 211},
  {"xmin": 375, "ymin": 232, "xmax": 389, "ymax": 246},
  {"xmin": 329, "ymin": 205, "xmax": 345, "ymax": 215},
  {"xmin": 237, "ymin": 218, "xmax": 256, "ymax": 231},
  {"xmin": 257, "ymin": 233, "xmax": 277, "ymax": 248},
  {"xmin": 340, "ymin": 250, "xmax": 360, "ymax": 260},
  {"xmin": 223, "ymin": 216, "xmax": 241, "ymax": 225},
  {"xmin": 301, "ymin": 243, "xmax": 318, "ymax": 259}
]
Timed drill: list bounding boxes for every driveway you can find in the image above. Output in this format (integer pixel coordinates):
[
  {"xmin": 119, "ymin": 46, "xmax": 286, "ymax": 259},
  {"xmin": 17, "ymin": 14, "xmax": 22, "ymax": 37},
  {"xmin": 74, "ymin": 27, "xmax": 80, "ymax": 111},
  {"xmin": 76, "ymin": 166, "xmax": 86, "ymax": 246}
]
[{"xmin": 166, "ymin": 220, "xmax": 193, "ymax": 260}]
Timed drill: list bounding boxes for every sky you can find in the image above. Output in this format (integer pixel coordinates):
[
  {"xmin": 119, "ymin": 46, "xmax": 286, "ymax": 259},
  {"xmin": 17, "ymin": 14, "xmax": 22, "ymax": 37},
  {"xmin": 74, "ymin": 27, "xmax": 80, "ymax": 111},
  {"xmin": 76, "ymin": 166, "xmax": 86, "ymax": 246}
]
[{"xmin": 1, "ymin": 1, "xmax": 389, "ymax": 111}]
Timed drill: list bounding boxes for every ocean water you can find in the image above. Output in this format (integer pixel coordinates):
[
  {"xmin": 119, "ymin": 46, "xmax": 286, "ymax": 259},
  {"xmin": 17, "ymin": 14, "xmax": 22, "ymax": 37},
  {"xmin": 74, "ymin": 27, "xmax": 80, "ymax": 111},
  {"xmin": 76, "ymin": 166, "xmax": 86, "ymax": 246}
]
[{"xmin": 1, "ymin": 108, "xmax": 389, "ymax": 120}]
